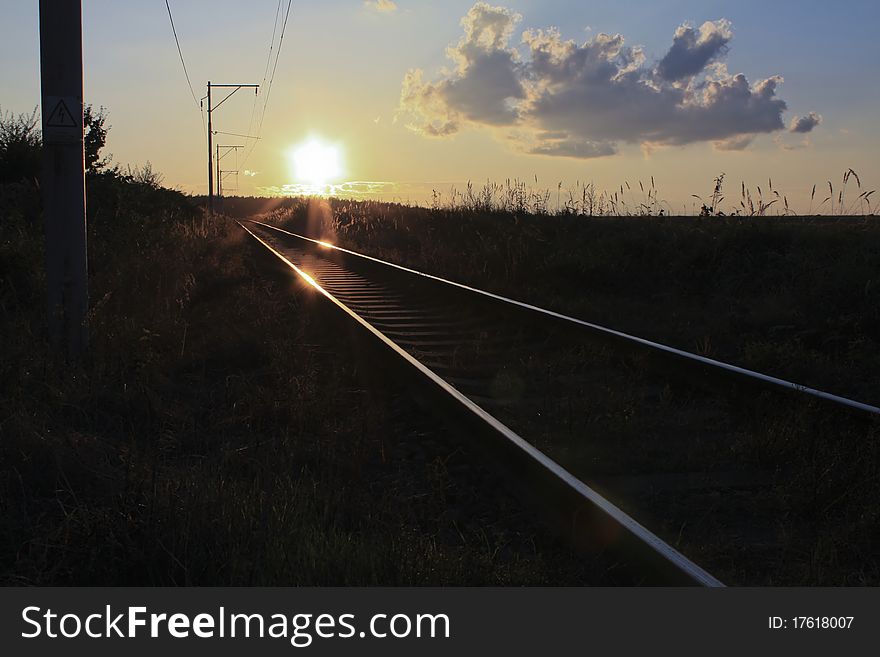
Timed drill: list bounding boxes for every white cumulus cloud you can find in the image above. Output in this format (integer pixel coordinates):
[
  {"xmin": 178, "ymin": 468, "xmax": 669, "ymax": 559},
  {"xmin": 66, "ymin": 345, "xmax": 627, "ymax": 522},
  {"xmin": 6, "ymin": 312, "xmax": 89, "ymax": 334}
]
[{"xmin": 397, "ymin": 2, "xmax": 820, "ymax": 159}]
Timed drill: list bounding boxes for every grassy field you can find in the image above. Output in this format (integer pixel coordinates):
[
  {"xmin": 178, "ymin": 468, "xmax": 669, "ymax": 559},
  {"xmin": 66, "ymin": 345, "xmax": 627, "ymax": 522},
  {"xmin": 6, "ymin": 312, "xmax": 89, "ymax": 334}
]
[
  {"xmin": 1, "ymin": 177, "xmax": 617, "ymax": 586},
  {"xmin": 4, "ymin": 168, "xmax": 880, "ymax": 584},
  {"xmin": 243, "ymin": 196, "xmax": 880, "ymax": 406},
  {"xmin": 235, "ymin": 195, "xmax": 880, "ymax": 585}
]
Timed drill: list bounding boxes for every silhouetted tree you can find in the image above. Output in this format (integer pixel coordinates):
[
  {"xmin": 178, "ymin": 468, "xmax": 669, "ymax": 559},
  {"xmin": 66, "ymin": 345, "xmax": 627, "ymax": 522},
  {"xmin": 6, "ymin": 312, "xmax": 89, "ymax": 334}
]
[
  {"xmin": 0, "ymin": 104, "xmax": 109, "ymax": 184},
  {"xmin": 83, "ymin": 105, "xmax": 109, "ymax": 173},
  {"xmin": 0, "ymin": 108, "xmax": 41, "ymax": 184}
]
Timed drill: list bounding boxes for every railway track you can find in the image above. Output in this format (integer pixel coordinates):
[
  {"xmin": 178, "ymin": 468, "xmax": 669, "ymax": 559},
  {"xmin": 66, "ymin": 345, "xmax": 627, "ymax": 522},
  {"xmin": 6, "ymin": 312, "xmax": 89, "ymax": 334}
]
[{"xmin": 239, "ymin": 218, "xmax": 880, "ymax": 587}]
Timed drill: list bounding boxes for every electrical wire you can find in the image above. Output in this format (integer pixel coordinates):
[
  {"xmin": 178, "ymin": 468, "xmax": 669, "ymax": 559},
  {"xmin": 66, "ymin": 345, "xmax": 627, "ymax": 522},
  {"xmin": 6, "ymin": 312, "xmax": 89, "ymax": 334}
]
[
  {"xmin": 259, "ymin": 0, "xmax": 293, "ymax": 135},
  {"xmin": 241, "ymin": 0, "xmax": 293, "ymax": 172},
  {"xmin": 163, "ymin": 1, "xmax": 294, "ymax": 183},
  {"xmin": 241, "ymin": 1, "xmax": 283, "ymax": 169},
  {"xmin": 164, "ymin": 0, "xmax": 204, "ymax": 132},
  {"xmin": 214, "ymin": 130, "xmax": 261, "ymax": 140},
  {"xmin": 243, "ymin": 1, "xmax": 281, "ymax": 155}
]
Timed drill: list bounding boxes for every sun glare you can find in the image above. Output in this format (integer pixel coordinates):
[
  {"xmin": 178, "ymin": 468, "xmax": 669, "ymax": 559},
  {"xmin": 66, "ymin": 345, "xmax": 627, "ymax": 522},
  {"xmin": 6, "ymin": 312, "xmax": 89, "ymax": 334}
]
[{"xmin": 289, "ymin": 138, "xmax": 343, "ymax": 186}]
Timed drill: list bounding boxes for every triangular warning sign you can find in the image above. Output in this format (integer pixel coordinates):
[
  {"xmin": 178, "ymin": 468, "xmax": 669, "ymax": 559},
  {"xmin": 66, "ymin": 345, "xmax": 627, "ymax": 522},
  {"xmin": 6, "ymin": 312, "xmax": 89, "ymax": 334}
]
[{"xmin": 46, "ymin": 99, "xmax": 78, "ymax": 128}]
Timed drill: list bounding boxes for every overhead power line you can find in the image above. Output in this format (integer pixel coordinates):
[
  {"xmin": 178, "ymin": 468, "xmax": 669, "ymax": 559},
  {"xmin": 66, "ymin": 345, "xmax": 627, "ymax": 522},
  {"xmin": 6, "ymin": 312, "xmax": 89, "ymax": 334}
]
[
  {"xmin": 242, "ymin": 0, "xmax": 293, "ymax": 171},
  {"xmin": 263, "ymin": 1, "xmax": 284, "ymax": 85},
  {"xmin": 259, "ymin": 0, "xmax": 293, "ymax": 134},
  {"xmin": 205, "ymin": 83, "xmax": 260, "ymax": 214},
  {"xmin": 245, "ymin": 0, "xmax": 282, "ymax": 142},
  {"xmin": 161, "ymin": 1, "xmax": 295, "ymax": 201},
  {"xmin": 214, "ymin": 130, "xmax": 262, "ymax": 140},
  {"xmin": 164, "ymin": 0, "xmax": 204, "ymax": 129}
]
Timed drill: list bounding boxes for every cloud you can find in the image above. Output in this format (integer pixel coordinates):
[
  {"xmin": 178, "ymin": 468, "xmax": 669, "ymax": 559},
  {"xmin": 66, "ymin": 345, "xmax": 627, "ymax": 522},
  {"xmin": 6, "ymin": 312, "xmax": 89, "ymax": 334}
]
[
  {"xmin": 519, "ymin": 29, "xmax": 787, "ymax": 148},
  {"xmin": 657, "ymin": 20, "xmax": 732, "ymax": 81},
  {"xmin": 398, "ymin": 3, "xmax": 812, "ymax": 159},
  {"xmin": 776, "ymin": 135, "xmax": 811, "ymax": 151},
  {"xmin": 260, "ymin": 180, "xmax": 398, "ymax": 198},
  {"xmin": 514, "ymin": 130, "xmax": 617, "ymax": 158},
  {"xmin": 364, "ymin": 0, "xmax": 397, "ymax": 13},
  {"xmin": 789, "ymin": 111, "xmax": 822, "ymax": 133},
  {"xmin": 398, "ymin": 3, "xmax": 524, "ymax": 135},
  {"xmin": 713, "ymin": 135, "xmax": 754, "ymax": 151},
  {"xmin": 529, "ymin": 140, "xmax": 618, "ymax": 158}
]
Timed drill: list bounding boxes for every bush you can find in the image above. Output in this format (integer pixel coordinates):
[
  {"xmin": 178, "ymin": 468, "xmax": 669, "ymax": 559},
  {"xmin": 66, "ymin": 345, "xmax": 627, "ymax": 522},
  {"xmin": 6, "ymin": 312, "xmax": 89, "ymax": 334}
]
[
  {"xmin": 0, "ymin": 104, "xmax": 110, "ymax": 188},
  {"xmin": 0, "ymin": 108, "xmax": 41, "ymax": 185}
]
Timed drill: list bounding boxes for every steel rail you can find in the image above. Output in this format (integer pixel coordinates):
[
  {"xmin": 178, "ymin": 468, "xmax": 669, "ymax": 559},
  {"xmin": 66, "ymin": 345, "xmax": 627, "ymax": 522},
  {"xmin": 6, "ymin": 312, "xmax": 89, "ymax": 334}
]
[
  {"xmin": 238, "ymin": 220, "xmax": 724, "ymax": 588},
  {"xmin": 247, "ymin": 219, "xmax": 880, "ymax": 419}
]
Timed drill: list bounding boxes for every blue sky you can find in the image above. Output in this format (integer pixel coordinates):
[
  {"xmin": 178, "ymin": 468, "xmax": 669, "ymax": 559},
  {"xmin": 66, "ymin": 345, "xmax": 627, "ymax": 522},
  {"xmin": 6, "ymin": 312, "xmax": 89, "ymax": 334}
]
[{"xmin": 1, "ymin": 1, "xmax": 878, "ymax": 210}]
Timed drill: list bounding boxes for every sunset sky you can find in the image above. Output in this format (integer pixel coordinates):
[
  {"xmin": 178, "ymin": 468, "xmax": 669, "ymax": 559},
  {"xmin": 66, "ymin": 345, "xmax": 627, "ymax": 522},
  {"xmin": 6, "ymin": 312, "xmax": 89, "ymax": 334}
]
[{"xmin": 2, "ymin": 0, "xmax": 878, "ymax": 211}]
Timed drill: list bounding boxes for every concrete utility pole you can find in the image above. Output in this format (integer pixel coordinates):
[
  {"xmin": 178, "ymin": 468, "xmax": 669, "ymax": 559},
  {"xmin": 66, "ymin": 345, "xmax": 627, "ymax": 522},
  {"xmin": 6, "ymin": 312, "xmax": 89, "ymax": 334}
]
[
  {"xmin": 204, "ymin": 82, "xmax": 258, "ymax": 214},
  {"xmin": 39, "ymin": 0, "xmax": 88, "ymax": 357}
]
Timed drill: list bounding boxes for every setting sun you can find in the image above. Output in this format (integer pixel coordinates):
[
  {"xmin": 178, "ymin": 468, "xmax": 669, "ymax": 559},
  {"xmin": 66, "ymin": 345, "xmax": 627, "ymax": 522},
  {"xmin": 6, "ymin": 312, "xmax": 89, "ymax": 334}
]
[{"xmin": 288, "ymin": 138, "xmax": 343, "ymax": 186}]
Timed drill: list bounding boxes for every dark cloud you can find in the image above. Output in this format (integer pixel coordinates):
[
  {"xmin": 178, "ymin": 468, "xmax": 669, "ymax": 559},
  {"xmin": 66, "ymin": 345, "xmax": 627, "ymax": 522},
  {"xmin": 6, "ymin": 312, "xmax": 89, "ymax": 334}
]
[
  {"xmin": 657, "ymin": 21, "xmax": 732, "ymax": 81},
  {"xmin": 519, "ymin": 29, "xmax": 787, "ymax": 148},
  {"xmin": 442, "ymin": 48, "xmax": 524, "ymax": 125},
  {"xmin": 789, "ymin": 112, "xmax": 822, "ymax": 133},
  {"xmin": 398, "ymin": 3, "xmax": 812, "ymax": 158}
]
